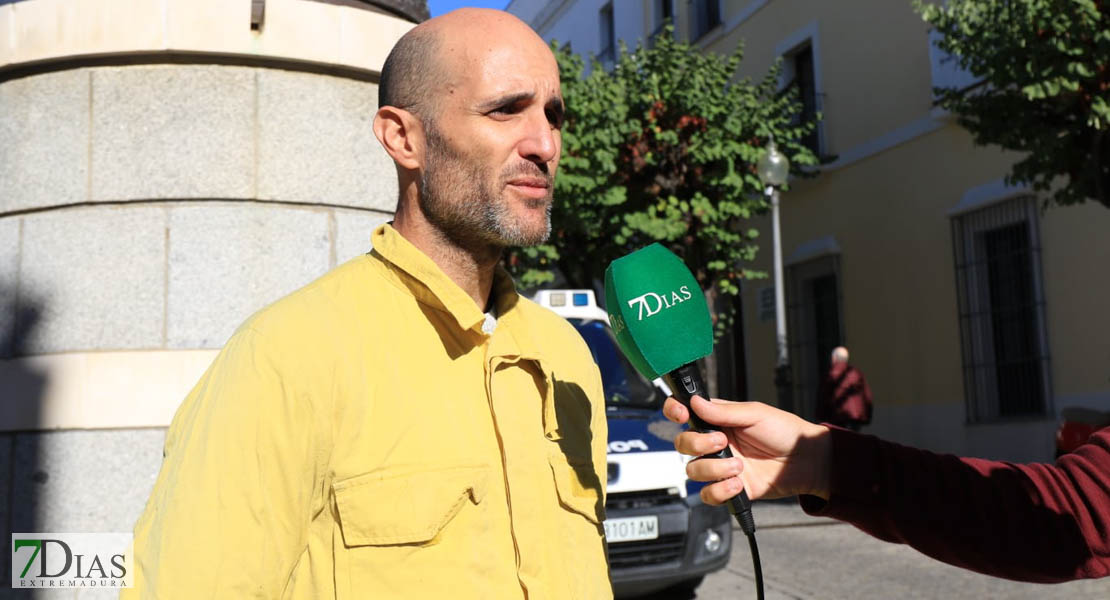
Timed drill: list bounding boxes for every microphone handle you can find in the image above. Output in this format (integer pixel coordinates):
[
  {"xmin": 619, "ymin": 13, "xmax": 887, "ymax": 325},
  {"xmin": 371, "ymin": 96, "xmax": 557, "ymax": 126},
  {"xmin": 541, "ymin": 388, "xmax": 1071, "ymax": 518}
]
[{"xmin": 663, "ymin": 362, "xmax": 756, "ymax": 535}]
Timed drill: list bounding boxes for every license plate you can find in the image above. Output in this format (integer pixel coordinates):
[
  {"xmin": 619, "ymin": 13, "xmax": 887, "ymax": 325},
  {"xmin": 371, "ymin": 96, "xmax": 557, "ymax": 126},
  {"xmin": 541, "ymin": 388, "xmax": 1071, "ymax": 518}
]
[{"xmin": 604, "ymin": 516, "xmax": 659, "ymax": 543}]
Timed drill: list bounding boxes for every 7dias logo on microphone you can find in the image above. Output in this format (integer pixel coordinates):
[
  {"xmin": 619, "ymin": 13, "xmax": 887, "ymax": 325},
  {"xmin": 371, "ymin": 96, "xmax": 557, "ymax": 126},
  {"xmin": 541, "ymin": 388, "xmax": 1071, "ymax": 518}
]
[
  {"xmin": 626, "ymin": 285, "xmax": 694, "ymax": 321},
  {"xmin": 11, "ymin": 533, "xmax": 133, "ymax": 589}
]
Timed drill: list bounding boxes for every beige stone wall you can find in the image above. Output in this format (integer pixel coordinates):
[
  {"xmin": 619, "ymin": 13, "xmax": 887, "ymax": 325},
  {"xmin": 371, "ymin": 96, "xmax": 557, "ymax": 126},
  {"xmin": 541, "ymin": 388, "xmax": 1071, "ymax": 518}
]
[
  {"xmin": 0, "ymin": 0, "xmax": 412, "ymax": 78},
  {"xmin": 1, "ymin": 3, "xmax": 411, "ymax": 433}
]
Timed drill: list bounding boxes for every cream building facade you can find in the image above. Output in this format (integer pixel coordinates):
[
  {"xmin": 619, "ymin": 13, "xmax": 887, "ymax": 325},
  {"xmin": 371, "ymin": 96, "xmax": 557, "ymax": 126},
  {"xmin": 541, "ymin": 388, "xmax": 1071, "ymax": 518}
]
[
  {"xmin": 508, "ymin": 0, "xmax": 1110, "ymax": 462},
  {"xmin": 0, "ymin": 0, "xmax": 419, "ymax": 587}
]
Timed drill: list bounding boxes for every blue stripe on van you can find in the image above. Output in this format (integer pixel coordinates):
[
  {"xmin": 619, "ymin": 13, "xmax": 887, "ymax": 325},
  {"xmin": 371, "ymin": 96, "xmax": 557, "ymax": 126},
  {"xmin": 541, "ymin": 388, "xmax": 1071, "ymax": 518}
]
[{"xmin": 607, "ymin": 417, "xmax": 681, "ymax": 452}]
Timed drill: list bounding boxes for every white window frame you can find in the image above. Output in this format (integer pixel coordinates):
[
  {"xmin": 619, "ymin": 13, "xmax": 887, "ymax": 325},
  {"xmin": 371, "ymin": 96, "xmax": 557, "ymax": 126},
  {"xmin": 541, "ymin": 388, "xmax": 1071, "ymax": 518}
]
[{"xmin": 774, "ymin": 21, "xmax": 825, "ymax": 156}]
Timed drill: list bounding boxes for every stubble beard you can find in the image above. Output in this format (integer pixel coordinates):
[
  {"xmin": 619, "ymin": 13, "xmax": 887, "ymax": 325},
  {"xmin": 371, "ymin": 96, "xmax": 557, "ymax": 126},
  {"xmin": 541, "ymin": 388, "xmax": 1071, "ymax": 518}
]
[{"xmin": 418, "ymin": 123, "xmax": 553, "ymax": 251}]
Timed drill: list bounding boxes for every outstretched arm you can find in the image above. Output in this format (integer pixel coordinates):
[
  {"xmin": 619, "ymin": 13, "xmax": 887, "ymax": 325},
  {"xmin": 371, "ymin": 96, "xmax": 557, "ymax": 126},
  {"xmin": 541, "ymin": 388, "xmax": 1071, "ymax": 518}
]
[{"xmin": 667, "ymin": 396, "xmax": 1110, "ymax": 583}]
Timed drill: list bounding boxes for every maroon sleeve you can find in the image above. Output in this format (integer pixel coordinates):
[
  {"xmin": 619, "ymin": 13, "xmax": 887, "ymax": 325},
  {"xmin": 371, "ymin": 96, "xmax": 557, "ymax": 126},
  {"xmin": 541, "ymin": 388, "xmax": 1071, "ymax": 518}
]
[
  {"xmin": 798, "ymin": 427, "xmax": 1110, "ymax": 582},
  {"xmin": 860, "ymin": 374, "xmax": 873, "ymax": 423}
]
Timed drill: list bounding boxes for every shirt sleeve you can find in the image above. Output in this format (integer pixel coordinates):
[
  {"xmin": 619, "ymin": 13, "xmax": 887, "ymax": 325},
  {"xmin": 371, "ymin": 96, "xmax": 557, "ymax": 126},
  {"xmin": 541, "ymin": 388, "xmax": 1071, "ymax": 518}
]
[
  {"xmin": 125, "ymin": 326, "xmax": 323, "ymax": 598},
  {"xmin": 799, "ymin": 427, "xmax": 1110, "ymax": 583},
  {"xmin": 588, "ymin": 362, "xmax": 609, "ymax": 511}
]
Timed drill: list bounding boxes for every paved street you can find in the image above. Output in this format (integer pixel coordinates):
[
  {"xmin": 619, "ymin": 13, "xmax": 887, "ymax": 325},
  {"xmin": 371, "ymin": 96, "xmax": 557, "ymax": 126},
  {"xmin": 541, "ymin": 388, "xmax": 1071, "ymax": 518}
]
[{"xmin": 641, "ymin": 499, "xmax": 1110, "ymax": 600}]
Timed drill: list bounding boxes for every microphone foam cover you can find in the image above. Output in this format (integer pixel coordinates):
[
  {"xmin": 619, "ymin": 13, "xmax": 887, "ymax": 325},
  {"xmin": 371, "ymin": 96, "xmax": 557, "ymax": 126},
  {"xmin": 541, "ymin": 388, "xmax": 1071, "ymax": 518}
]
[{"xmin": 604, "ymin": 243, "xmax": 713, "ymax": 379}]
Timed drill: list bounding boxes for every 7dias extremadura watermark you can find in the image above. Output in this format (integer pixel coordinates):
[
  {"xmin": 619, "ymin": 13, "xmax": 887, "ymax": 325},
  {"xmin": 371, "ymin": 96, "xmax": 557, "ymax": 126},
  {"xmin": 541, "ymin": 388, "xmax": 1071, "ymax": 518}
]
[{"xmin": 11, "ymin": 533, "xmax": 133, "ymax": 589}]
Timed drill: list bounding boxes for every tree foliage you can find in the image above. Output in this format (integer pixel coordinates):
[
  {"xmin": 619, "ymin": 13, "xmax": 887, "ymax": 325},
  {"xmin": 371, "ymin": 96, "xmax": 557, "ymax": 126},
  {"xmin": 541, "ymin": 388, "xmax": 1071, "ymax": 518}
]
[
  {"xmin": 917, "ymin": 0, "xmax": 1110, "ymax": 208},
  {"xmin": 506, "ymin": 28, "xmax": 818, "ymax": 334}
]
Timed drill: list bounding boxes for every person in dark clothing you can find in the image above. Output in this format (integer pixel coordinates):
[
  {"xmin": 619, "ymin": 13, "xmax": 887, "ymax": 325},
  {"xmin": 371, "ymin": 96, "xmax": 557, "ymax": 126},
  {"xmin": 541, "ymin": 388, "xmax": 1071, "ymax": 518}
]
[
  {"xmin": 664, "ymin": 395, "xmax": 1110, "ymax": 583},
  {"xmin": 816, "ymin": 346, "xmax": 873, "ymax": 432}
]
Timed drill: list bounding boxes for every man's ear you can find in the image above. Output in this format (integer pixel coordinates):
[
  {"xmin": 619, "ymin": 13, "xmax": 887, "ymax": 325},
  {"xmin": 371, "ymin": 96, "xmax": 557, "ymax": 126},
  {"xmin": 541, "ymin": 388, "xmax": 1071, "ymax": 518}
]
[{"xmin": 373, "ymin": 106, "xmax": 424, "ymax": 170}]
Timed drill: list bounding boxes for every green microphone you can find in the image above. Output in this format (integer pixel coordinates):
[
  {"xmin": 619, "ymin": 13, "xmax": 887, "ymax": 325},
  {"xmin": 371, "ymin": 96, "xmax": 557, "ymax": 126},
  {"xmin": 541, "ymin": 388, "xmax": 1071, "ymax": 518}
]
[{"xmin": 604, "ymin": 243, "xmax": 757, "ymax": 536}]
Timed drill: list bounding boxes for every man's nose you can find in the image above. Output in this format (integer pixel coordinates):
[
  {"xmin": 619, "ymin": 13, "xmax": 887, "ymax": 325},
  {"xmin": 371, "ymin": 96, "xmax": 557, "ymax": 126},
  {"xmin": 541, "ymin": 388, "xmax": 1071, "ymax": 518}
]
[{"xmin": 517, "ymin": 110, "xmax": 558, "ymax": 164}]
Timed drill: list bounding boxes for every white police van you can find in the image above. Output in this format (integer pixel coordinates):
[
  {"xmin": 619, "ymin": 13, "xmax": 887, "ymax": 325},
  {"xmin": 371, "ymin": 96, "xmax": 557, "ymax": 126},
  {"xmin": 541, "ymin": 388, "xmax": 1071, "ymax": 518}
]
[{"xmin": 534, "ymin": 289, "xmax": 732, "ymax": 598}]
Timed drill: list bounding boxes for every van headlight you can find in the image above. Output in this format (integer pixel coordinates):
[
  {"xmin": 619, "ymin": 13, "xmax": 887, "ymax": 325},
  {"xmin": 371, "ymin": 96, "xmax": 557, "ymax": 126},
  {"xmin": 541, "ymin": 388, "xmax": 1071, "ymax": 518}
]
[{"xmin": 703, "ymin": 529, "xmax": 722, "ymax": 553}]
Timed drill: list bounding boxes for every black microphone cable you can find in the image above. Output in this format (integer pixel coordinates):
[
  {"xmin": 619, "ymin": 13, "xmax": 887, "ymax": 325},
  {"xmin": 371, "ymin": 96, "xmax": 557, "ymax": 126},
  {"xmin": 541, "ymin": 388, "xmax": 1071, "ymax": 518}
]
[
  {"xmin": 665, "ymin": 363, "xmax": 765, "ymax": 600},
  {"xmin": 699, "ymin": 437, "xmax": 764, "ymax": 600},
  {"xmin": 727, "ymin": 475, "xmax": 764, "ymax": 600},
  {"xmin": 746, "ymin": 528, "xmax": 764, "ymax": 600}
]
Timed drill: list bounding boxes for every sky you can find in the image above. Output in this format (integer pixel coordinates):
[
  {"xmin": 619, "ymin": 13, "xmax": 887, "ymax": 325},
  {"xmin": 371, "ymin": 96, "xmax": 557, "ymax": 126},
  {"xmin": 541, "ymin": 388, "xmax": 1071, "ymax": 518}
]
[{"xmin": 427, "ymin": 0, "xmax": 512, "ymax": 17}]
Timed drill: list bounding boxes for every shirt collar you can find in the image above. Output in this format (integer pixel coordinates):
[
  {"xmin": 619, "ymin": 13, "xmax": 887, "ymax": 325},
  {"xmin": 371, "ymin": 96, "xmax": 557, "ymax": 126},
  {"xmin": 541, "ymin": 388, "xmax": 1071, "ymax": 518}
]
[
  {"xmin": 371, "ymin": 223, "xmax": 534, "ymax": 353},
  {"xmin": 372, "ymin": 223, "xmax": 555, "ymax": 437}
]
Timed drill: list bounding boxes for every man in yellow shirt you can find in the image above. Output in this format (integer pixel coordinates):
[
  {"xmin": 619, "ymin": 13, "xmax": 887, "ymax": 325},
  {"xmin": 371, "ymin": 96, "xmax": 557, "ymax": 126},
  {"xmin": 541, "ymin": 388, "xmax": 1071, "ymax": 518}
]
[{"xmin": 126, "ymin": 8, "xmax": 610, "ymax": 599}]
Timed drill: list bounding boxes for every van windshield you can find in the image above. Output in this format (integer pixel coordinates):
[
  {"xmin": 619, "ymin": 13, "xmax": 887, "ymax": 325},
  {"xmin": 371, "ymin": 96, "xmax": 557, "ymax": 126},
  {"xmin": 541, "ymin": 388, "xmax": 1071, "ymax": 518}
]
[{"xmin": 569, "ymin": 319, "xmax": 663, "ymax": 410}]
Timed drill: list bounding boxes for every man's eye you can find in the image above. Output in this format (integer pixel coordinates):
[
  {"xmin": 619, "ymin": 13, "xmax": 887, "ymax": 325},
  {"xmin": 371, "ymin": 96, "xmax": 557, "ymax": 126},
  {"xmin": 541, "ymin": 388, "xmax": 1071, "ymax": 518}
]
[
  {"xmin": 490, "ymin": 104, "xmax": 521, "ymax": 116},
  {"xmin": 546, "ymin": 109, "xmax": 565, "ymax": 129}
]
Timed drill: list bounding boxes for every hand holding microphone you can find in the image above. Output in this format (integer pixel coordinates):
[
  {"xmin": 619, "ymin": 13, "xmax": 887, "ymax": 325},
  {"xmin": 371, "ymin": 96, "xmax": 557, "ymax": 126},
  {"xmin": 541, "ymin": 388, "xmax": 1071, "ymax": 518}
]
[{"xmin": 663, "ymin": 395, "xmax": 833, "ymax": 503}]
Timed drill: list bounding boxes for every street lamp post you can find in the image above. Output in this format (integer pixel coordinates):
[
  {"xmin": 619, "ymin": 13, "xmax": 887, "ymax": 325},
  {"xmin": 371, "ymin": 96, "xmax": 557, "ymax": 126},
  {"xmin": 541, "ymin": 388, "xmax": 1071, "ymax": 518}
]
[{"xmin": 757, "ymin": 138, "xmax": 793, "ymax": 413}]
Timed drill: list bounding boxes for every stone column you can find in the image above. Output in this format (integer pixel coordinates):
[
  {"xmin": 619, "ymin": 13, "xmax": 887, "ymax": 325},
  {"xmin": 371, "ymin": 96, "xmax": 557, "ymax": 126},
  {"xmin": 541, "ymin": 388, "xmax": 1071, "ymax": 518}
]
[{"xmin": 0, "ymin": 0, "xmax": 421, "ymax": 573}]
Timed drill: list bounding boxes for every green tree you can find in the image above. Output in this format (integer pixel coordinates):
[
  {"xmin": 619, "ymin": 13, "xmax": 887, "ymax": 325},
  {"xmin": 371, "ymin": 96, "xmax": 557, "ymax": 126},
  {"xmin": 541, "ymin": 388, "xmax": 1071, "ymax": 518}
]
[
  {"xmin": 917, "ymin": 0, "xmax": 1110, "ymax": 208},
  {"xmin": 506, "ymin": 28, "xmax": 817, "ymax": 339}
]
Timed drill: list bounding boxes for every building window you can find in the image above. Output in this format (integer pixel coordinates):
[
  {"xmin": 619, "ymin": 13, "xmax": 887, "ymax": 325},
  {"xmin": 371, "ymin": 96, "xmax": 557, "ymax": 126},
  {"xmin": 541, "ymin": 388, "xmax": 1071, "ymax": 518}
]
[
  {"xmin": 649, "ymin": 0, "xmax": 674, "ymax": 41},
  {"xmin": 952, "ymin": 196, "xmax": 1051, "ymax": 422},
  {"xmin": 598, "ymin": 3, "xmax": 615, "ymax": 65},
  {"xmin": 689, "ymin": 0, "xmax": 721, "ymax": 40},
  {"xmin": 786, "ymin": 254, "xmax": 842, "ymax": 420},
  {"xmin": 787, "ymin": 43, "xmax": 819, "ymax": 154}
]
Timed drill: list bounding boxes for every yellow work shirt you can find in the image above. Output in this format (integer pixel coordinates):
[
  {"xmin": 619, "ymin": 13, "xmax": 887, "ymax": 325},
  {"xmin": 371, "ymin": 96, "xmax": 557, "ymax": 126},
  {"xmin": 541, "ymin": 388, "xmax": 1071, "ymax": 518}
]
[{"xmin": 126, "ymin": 224, "xmax": 611, "ymax": 599}]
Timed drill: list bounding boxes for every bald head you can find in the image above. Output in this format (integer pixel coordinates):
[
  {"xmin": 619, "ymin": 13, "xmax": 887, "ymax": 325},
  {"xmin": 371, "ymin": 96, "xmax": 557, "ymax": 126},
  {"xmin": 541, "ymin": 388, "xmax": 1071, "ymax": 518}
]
[
  {"xmin": 373, "ymin": 8, "xmax": 564, "ymax": 258},
  {"xmin": 378, "ymin": 9, "xmax": 553, "ymax": 124},
  {"xmin": 831, "ymin": 346, "xmax": 849, "ymax": 365},
  {"xmin": 378, "ymin": 24, "xmax": 442, "ymax": 118}
]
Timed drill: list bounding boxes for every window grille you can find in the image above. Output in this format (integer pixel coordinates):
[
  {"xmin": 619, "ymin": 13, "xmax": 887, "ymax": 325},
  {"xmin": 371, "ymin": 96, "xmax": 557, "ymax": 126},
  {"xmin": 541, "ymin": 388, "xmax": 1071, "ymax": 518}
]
[{"xmin": 951, "ymin": 196, "xmax": 1051, "ymax": 422}]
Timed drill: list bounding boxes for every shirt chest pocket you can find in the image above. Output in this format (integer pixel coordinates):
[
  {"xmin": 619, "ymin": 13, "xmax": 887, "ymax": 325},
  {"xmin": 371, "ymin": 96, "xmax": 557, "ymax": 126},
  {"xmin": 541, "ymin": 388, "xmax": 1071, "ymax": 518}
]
[{"xmin": 333, "ymin": 465, "xmax": 490, "ymax": 546}]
